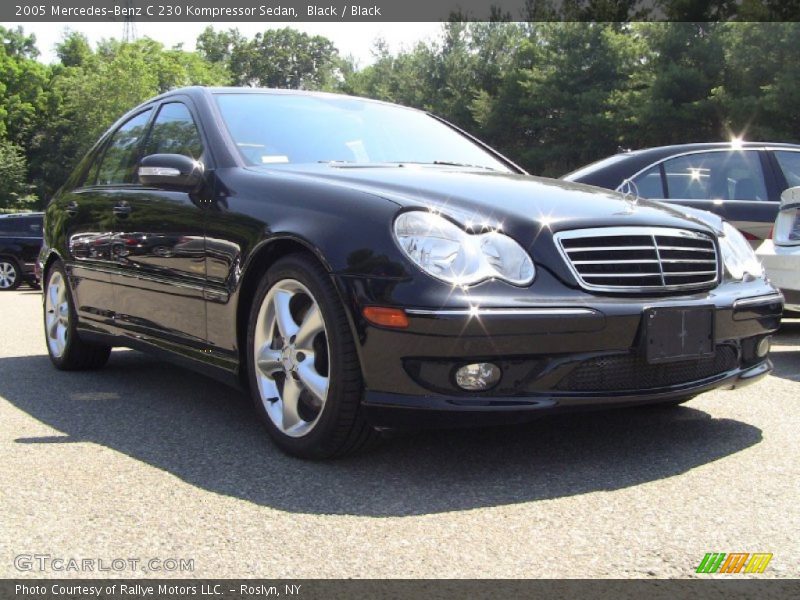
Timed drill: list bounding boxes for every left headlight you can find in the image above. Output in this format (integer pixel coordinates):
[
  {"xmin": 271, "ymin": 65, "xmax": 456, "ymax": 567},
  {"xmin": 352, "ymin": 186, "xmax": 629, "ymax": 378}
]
[
  {"xmin": 393, "ymin": 211, "xmax": 535, "ymax": 286},
  {"xmin": 719, "ymin": 221, "xmax": 764, "ymax": 280}
]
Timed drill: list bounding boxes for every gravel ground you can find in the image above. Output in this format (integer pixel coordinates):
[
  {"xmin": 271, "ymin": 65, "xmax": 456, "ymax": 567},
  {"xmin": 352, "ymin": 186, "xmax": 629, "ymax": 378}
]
[{"xmin": 0, "ymin": 288, "xmax": 798, "ymax": 579}]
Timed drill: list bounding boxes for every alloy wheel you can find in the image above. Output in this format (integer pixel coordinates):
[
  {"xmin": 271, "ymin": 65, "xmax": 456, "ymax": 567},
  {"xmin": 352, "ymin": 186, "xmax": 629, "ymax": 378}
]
[
  {"xmin": 253, "ymin": 279, "xmax": 330, "ymax": 438},
  {"xmin": 0, "ymin": 261, "xmax": 17, "ymax": 289},
  {"xmin": 45, "ymin": 271, "xmax": 69, "ymax": 358}
]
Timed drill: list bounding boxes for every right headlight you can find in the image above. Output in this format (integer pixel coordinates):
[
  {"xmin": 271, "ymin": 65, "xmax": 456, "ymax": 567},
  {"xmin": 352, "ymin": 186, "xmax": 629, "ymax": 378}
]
[
  {"xmin": 719, "ymin": 221, "xmax": 764, "ymax": 280},
  {"xmin": 393, "ymin": 211, "xmax": 535, "ymax": 286}
]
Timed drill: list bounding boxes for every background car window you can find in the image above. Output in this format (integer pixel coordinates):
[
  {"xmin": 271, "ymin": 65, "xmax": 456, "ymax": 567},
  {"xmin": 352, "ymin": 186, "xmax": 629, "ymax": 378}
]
[
  {"xmin": 774, "ymin": 151, "xmax": 800, "ymax": 188},
  {"xmin": 663, "ymin": 151, "xmax": 767, "ymax": 201},
  {"xmin": 145, "ymin": 102, "xmax": 204, "ymax": 158},
  {"xmin": 95, "ymin": 109, "xmax": 152, "ymax": 186},
  {"xmin": 23, "ymin": 217, "xmax": 42, "ymax": 235},
  {"xmin": 631, "ymin": 165, "xmax": 665, "ymax": 198},
  {"xmin": 0, "ymin": 217, "xmax": 39, "ymax": 234}
]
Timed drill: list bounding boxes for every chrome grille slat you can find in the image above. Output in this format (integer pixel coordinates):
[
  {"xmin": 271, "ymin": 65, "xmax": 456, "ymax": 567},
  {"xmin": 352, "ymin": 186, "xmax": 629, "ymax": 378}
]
[
  {"xmin": 556, "ymin": 226, "xmax": 719, "ymax": 293},
  {"xmin": 582, "ymin": 273, "xmax": 665, "ymax": 278},
  {"xmin": 657, "ymin": 246, "xmax": 715, "ymax": 252},
  {"xmin": 572, "ymin": 259, "xmax": 660, "ymax": 265},
  {"xmin": 660, "ymin": 259, "xmax": 717, "ymax": 264},
  {"xmin": 565, "ymin": 246, "xmax": 656, "ymax": 252}
]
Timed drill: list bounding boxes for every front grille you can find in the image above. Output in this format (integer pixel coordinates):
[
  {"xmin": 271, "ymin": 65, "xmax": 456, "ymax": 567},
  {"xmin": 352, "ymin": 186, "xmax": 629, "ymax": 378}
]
[
  {"xmin": 556, "ymin": 226, "xmax": 719, "ymax": 292},
  {"xmin": 556, "ymin": 346, "xmax": 738, "ymax": 392}
]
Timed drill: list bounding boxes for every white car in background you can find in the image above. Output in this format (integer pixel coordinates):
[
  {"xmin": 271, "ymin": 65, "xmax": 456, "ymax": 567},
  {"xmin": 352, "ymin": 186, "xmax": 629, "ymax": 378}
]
[{"xmin": 758, "ymin": 186, "xmax": 800, "ymax": 312}]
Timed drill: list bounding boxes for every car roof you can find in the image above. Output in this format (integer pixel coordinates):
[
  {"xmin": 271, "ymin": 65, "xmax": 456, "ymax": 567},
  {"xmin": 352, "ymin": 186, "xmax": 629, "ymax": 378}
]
[
  {"xmin": 148, "ymin": 86, "xmax": 421, "ymax": 113},
  {"xmin": 0, "ymin": 212, "xmax": 43, "ymax": 219},
  {"xmin": 563, "ymin": 142, "xmax": 800, "ymax": 187}
]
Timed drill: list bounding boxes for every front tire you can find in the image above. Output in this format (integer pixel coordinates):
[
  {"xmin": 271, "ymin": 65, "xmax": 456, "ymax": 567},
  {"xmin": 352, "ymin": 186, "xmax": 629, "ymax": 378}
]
[
  {"xmin": 0, "ymin": 258, "xmax": 21, "ymax": 291},
  {"xmin": 44, "ymin": 261, "xmax": 111, "ymax": 370},
  {"xmin": 246, "ymin": 254, "xmax": 378, "ymax": 459}
]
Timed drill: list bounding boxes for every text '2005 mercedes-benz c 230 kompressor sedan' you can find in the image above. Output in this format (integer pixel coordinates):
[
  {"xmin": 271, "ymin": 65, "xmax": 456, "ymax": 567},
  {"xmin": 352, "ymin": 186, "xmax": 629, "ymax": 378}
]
[{"xmin": 41, "ymin": 88, "xmax": 783, "ymax": 458}]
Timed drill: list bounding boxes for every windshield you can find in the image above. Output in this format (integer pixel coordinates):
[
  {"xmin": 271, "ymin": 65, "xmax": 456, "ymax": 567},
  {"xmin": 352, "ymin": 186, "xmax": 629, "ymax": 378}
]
[{"xmin": 214, "ymin": 93, "xmax": 511, "ymax": 172}]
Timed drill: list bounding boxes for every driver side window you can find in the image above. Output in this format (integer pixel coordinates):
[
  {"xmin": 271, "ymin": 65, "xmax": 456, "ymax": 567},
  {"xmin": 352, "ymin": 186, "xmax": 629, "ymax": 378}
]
[
  {"xmin": 144, "ymin": 102, "xmax": 204, "ymax": 159},
  {"xmin": 94, "ymin": 109, "xmax": 153, "ymax": 186}
]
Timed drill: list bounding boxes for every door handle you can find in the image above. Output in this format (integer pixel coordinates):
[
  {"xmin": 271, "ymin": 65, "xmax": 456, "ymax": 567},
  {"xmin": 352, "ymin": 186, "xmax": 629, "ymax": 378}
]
[
  {"xmin": 113, "ymin": 203, "xmax": 132, "ymax": 217},
  {"xmin": 66, "ymin": 201, "xmax": 79, "ymax": 216}
]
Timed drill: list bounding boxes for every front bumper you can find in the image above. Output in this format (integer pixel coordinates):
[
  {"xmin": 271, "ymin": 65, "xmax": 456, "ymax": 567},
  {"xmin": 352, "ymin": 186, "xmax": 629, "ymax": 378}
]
[{"xmin": 337, "ymin": 275, "xmax": 783, "ymax": 428}]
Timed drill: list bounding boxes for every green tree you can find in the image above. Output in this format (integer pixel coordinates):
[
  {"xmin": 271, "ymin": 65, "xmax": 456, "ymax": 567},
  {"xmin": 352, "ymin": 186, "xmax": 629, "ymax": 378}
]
[
  {"xmin": 713, "ymin": 22, "xmax": 800, "ymax": 141},
  {"xmin": 0, "ymin": 139, "xmax": 33, "ymax": 208},
  {"xmin": 197, "ymin": 27, "xmax": 341, "ymax": 89},
  {"xmin": 629, "ymin": 22, "xmax": 726, "ymax": 147},
  {"xmin": 30, "ymin": 36, "xmax": 228, "ymax": 200}
]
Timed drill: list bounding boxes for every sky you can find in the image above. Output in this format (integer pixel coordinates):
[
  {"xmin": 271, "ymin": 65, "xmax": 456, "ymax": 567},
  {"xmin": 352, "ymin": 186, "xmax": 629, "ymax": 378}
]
[{"xmin": 1, "ymin": 21, "xmax": 445, "ymax": 67}]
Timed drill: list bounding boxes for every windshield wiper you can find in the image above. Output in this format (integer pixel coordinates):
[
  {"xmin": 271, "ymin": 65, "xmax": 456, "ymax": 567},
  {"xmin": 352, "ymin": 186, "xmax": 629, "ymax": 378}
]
[
  {"xmin": 430, "ymin": 161, "xmax": 498, "ymax": 171},
  {"xmin": 318, "ymin": 160, "xmax": 499, "ymax": 171}
]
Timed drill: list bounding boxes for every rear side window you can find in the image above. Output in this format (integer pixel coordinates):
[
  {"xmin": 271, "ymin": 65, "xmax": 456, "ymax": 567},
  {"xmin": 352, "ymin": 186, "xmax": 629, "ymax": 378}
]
[
  {"xmin": 774, "ymin": 151, "xmax": 800, "ymax": 188},
  {"xmin": 662, "ymin": 151, "xmax": 768, "ymax": 201},
  {"xmin": 95, "ymin": 109, "xmax": 153, "ymax": 185},
  {"xmin": 24, "ymin": 216, "xmax": 43, "ymax": 235},
  {"xmin": 0, "ymin": 217, "xmax": 40, "ymax": 235},
  {"xmin": 145, "ymin": 102, "xmax": 204, "ymax": 158},
  {"xmin": 631, "ymin": 165, "xmax": 666, "ymax": 199}
]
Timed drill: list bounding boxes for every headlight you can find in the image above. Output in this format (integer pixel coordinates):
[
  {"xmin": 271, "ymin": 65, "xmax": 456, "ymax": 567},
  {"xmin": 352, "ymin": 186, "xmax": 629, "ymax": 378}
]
[
  {"xmin": 393, "ymin": 211, "xmax": 535, "ymax": 286},
  {"xmin": 719, "ymin": 221, "xmax": 763, "ymax": 280}
]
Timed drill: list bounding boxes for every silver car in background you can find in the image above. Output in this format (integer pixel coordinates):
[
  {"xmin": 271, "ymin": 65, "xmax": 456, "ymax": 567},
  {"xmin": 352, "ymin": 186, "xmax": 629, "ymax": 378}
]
[{"xmin": 757, "ymin": 186, "xmax": 800, "ymax": 312}]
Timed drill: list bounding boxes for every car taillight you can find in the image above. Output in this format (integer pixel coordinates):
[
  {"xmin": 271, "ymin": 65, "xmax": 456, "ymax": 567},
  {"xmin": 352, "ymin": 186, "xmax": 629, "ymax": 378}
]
[{"xmin": 774, "ymin": 205, "xmax": 800, "ymax": 246}]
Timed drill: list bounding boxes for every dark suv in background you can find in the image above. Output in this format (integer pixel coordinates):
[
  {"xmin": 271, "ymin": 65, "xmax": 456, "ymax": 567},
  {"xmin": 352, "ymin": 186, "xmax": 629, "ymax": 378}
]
[{"xmin": 0, "ymin": 213, "xmax": 44, "ymax": 290}]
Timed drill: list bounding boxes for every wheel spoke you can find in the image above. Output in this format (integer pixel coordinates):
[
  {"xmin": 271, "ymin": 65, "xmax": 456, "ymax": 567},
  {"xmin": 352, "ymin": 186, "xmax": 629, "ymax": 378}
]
[
  {"xmin": 46, "ymin": 312, "xmax": 59, "ymax": 338},
  {"xmin": 56, "ymin": 323, "xmax": 67, "ymax": 350},
  {"xmin": 297, "ymin": 361, "xmax": 328, "ymax": 404},
  {"xmin": 272, "ymin": 289, "xmax": 299, "ymax": 340},
  {"xmin": 295, "ymin": 304, "xmax": 323, "ymax": 350},
  {"xmin": 281, "ymin": 377, "xmax": 303, "ymax": 430},
  {"xmin": 258, "ymin": 375, "xmax": 280, "ymax": 402},
  {"xmin": 256, "ymin": 345, "xmax": 283, "ymax": 376},
  {"xmin": 48, "ymin": 282, "xmax": 59, "ymax": 307}
]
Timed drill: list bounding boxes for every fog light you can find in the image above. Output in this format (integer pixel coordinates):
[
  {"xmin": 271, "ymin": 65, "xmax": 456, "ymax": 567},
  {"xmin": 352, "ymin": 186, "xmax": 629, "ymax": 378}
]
[
  {"xmin": 756, "ymin": 337, "xmax": 771, "ymax": 358},
  {"xmin": 455, "ymin": 362, "xmax": 501, "ymax": 391}
]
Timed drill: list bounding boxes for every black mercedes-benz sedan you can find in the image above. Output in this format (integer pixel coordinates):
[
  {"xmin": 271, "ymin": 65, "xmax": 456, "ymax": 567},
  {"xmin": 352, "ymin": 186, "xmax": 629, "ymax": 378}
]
[
  {"xmin": 563, "ymin": 142, "xmax": 800, "ymax": 244},
  {"xmin": 41, "ymin": 87, "xmax": 783, "ymax": 458}
]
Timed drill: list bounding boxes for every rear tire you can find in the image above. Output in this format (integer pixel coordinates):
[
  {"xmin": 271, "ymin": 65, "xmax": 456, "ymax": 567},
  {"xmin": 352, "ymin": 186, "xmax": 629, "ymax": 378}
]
[
  {"xmin": 246, "ymin": 254, "xmax": 378, "ymax": 459},
  {"xmin": 0, "ymin": 258, "xmax": 21, "ymax": 291},
  {"xmin": 44, "ymin": 261, "xmax": 111, "ymax": 370}
]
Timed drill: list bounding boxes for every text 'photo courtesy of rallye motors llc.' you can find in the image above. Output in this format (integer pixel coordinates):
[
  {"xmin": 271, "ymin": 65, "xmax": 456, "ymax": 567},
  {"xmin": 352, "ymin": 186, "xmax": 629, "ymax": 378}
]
[{"xmin": 40, "ymin": 86, "xmax": 783, "ymax": 459}]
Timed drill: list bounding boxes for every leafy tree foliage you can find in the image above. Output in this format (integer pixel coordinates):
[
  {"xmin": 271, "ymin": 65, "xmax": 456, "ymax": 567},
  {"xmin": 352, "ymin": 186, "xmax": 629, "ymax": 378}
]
[
  {"xmin": 197, "ymin": 27, "xmax": 341, "ymax": 89},
  {"xmin": 0, "ymin": 139, "xmax": 33, "ymax": 209},
  {"xmin": 28, "ymin": 34, "xmax": 228, "ymax": 200}
]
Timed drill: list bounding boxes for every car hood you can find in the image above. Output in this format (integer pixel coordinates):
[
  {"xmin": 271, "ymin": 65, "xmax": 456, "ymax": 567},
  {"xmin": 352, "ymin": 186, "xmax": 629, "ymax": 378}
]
[{"xmin": 250, "ymin": 164, "xmax": 719, "ymax": 240}]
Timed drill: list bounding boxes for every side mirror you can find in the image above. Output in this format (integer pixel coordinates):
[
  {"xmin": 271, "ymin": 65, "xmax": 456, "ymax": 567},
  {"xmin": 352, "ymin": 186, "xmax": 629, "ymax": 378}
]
[{"xmin": 138, "ymin": 154, "xmax": 203, "ymax": 190}]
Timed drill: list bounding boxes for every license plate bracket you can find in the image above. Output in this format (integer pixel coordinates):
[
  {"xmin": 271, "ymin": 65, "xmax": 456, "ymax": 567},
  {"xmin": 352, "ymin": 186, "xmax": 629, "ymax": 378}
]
[{"xmin": 644, "ymin": 306, "xmax": 715, "ymax": 364}]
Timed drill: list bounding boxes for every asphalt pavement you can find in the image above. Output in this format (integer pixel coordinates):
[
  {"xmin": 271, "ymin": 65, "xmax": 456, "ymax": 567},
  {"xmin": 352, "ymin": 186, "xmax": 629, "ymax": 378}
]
[{"xmin": 1, "ymin": 288, "xmax": 798, "ymax": 578}]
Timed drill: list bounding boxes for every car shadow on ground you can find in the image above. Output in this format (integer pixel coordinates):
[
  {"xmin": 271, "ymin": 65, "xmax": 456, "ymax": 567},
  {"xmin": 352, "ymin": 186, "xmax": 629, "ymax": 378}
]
[{"xmin": 0, "ymin": 350, "xmax": 764, "ymax": 517}]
